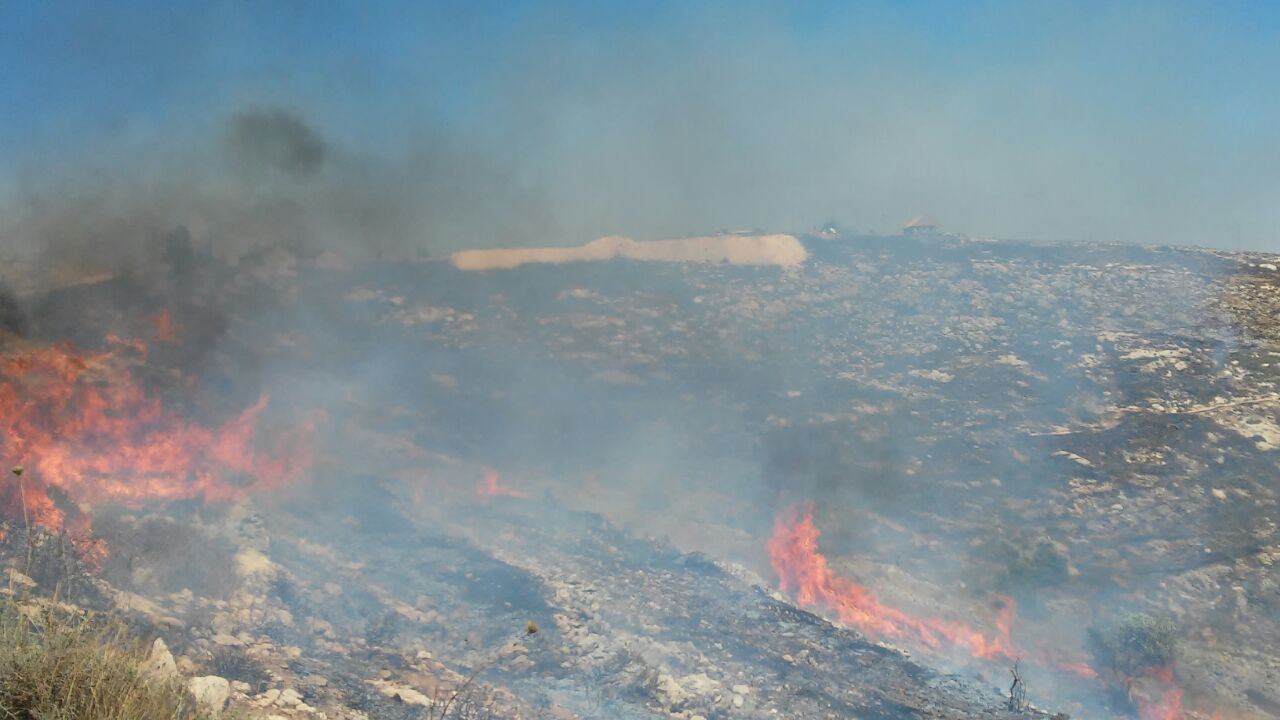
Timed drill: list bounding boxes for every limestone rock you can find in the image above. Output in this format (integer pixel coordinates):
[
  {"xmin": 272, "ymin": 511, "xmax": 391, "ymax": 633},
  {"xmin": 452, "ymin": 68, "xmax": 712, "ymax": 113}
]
[
  {"xmin": 142, "ymin": 638, "xmax": 178, "ymax": 684},
  {"xmin": 189, "ymin": 675, "xmax": 231, "ymax": 712}
]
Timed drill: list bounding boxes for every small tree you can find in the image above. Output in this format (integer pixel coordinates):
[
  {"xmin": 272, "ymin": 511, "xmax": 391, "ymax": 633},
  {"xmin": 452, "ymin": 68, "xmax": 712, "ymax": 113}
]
[{"xmin": 1087, "ymin": 613, "xmax": 1178, "ymax": 677}]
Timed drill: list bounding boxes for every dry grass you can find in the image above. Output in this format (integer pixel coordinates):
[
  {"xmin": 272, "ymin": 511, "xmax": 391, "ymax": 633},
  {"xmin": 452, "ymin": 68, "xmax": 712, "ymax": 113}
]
[{"xmin": 0, "ymin": 601, "xmax": 214, "ymax": 720}]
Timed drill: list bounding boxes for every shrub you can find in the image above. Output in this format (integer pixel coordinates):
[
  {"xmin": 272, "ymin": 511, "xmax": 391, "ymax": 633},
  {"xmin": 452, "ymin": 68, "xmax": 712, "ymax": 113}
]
[
  {"xmin": 998, "ymin": 536, "xmax": 1071, "ymax": 590},
  {"xmin": 0, "ymin": 602, "xmax": 214, "ymax": 720},
  {"xmin": 1087, "ymin": 612, "xmax": 1178, "ymax": 676}
]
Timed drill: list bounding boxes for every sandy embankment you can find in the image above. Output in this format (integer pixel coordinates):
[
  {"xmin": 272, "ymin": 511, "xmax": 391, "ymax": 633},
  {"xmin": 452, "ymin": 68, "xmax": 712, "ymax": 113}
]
[{"xmin": 450, "ymin": 233, "xmax": 807, "ymax": 271}]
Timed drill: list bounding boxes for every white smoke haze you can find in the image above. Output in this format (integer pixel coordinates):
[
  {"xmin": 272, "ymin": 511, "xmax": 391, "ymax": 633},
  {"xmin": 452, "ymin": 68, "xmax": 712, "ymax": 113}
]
[
  {"xmin": 0, "ymin": 4, "xmax": 1277, "ymax": 719},
  {"xmin": 2, "ymin": 2, "xmax": 1277, "ymax": 258}
]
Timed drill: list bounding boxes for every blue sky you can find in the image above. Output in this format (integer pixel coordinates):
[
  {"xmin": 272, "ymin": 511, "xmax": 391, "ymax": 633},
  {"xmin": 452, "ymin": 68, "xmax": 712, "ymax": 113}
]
[{"xmin": 2, "ymin": 1, "xmax": 1279, "ymax": 249}]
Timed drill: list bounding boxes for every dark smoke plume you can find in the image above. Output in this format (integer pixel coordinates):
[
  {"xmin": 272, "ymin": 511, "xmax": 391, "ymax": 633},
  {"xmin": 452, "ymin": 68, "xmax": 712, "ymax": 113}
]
[{"xmin": 227, "ymin": 108, "xmax": 328, "ymax": 181}]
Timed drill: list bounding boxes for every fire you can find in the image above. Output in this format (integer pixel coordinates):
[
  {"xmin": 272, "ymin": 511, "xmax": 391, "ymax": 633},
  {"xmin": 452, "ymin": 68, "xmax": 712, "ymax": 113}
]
[
  {"xmin": 476, "ymin": 470, "xmax": 526, "ymax": 502},
  {"xmin": 769, "ymin": 504, "xmax": 1193, "ymax": 719},
  {"xmin": 150, "ymin": 310, "xmax": 179, "ymax": 343},
  {"xmin": 1128, "ymin": 665, "xmax": 1184, "ymax": 720},
  {"xmin": 0, "ymin": 337, "xmax": 315, "ymax": 541},
  {"xmin": 1056, "ymin": 660, "xmax": 1100, "ymax": 680},
  {"xmin": 768, "ymin": 504, "xmax": 1017, "ymax": 661}
]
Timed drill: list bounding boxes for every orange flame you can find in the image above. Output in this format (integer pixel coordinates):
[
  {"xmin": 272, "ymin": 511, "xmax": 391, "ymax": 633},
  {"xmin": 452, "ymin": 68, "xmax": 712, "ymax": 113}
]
[
  {"xmin": 0, "ymin": 338, "xmax": 316, "ymax": 542},
  {"xmin": 476, "ymin": 470, "xmax": 526, "ymax": 502},
  {"xmin": 1128, "ymin": 665, "xmax": 1184, "ymax": 720},
  {"xmin": 768, "ymin": 504, "xmax": 1017, "ymax": 661},
  {"xmin": 150, "ymin": 310, "xmax": 179, "ymax": 344},
  {"xmin": 769, "ymin": 504, "xmax": 1199, "ymax": 717},
  {"xmin": 1055, "ymin": 660, "xmax": 1100, "ymax": 680}
]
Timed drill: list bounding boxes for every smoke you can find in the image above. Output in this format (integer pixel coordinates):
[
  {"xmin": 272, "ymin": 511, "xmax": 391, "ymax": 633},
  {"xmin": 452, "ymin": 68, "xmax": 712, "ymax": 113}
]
[
  {"xmin": 227, "ymin": 108, "xmax": 329, "ymax": 181},
  {"xmin": 0, "ymin": 6, "xmax": 1273, "ymax": 717},
  {"xmin": 0, "ymin": 283, "xmax": 26, "ymax": 336},
  {"xmin": 3, "ymin": 2, "xmax": 1279, "ymax": 255},
  {"xmin": 0, "ymin": 108, "xmax": 550, "ymax": 280}
]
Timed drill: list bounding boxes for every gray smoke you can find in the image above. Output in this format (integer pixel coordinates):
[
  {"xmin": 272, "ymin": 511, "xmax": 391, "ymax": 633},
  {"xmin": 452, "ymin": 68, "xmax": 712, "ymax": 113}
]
[
  {"xmin": 228, "ymin": 108, "xmax": 329, "ymax": 181},
  {"xmin": 0, "ymin": 104, "xmax": 550, "ymax": 288},
  {"xmin": 4, "ymin": 3, "xmax": 1278, "ymax": 260}
]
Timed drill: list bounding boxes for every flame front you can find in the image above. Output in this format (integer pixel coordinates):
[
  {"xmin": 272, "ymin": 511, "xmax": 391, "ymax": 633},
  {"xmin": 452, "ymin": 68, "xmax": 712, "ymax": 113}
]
[
  {"xmin": 1129, "ymin": 665, "xmax": 1184, "ymax": 720},
  {"xmin": 767, "ymin": 503, "xmax": 1017, "ymax": 661},
  {"xmin": 769, "ymin": 503, "xmax": 1191, "ymax": 718},
  {"xmin": 0, "ymin": 337, "xmax": 315, "ymax": 537}
]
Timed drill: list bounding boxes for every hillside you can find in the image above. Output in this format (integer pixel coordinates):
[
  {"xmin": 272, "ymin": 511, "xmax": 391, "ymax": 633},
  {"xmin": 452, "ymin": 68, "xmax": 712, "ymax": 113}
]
[{"xmin": 3, "ymin": 230, "xmax": 1279, "ymax": 719}]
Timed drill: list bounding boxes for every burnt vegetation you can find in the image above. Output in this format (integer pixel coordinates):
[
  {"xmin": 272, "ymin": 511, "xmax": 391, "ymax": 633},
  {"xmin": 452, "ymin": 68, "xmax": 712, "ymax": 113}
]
[
  {"xmin": 6, "ymin": 226, "xmax": 1280, "ymax": 719},
  {"xmin": 0, "ymin": 525, "xmax": 103, "ymax": 606},
  {"xmin": 206, "ymin": 644, "xmax": 270, "ymax": 690},
  {"xmin": 92, "ymin": 512, "xmax": 241, "ymax": 599}
]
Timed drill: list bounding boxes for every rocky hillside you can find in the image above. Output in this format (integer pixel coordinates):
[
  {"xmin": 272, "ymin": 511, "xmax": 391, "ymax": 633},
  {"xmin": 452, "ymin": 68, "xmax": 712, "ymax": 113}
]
[{"xmin": 5, "ymin": 230, "xmax": 1280, "ymax": 719}]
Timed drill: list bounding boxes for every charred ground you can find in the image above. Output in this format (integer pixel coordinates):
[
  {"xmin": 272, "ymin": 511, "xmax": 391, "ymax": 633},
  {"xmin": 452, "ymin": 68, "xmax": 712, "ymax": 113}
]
[{"xmin": 2, "ymin": 230, "xmax": 1278, "ymax": 719}]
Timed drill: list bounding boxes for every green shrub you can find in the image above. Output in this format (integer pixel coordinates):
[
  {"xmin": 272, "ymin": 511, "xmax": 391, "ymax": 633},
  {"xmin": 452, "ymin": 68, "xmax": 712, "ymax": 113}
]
[
  {"xmin": 998, "ymin": 537, "xmax": 1071, "ymax": 590},
  {"xmin": 1087, "ymin": 612, "xmax": 1178, "ymax": 676}
]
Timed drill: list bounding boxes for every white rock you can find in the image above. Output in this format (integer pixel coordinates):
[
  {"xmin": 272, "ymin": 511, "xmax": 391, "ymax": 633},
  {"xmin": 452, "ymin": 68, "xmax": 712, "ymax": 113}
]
[
  {"xmin": 259, "ymin": 688, "xmax": 282, "ymax": 704},
  {"xmin": 657, "ymin": 674, "xmax": 687, "ymax": 707},
  {"xmin": 732, "ymin": 684, "xmax": 750, "ymax": 695},
  {"xmin": 142, "ymin": 638, "xmax": 178, "ymax": 683},
  {"xmin": 369, "ymin": 679, "xmax": 432, "ymax": 707},
  {"xmin": 189, "ymin": 676, "xmax": 231, "ymax": 712}
]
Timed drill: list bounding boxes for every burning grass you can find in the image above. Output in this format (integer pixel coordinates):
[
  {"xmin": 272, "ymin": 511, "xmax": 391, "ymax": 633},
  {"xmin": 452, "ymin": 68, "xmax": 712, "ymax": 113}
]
[
  {"xmin": 0, "ymin": 602, "xmax": 215, "ymax": 720},
  {"xmin": 769, "ymin": 503, "xmax": 1198, "ymax": 719},
  {"xmin": 1089, "ymin": 614, "xmax": 1184, "ymax": 720},
  {"xmin": 767, "ymin": 503, "xmax": 1018, "ymax": 661},
  {"xmin": 0, "ymin": 335, "xmax": 315, "ymax": 537}
]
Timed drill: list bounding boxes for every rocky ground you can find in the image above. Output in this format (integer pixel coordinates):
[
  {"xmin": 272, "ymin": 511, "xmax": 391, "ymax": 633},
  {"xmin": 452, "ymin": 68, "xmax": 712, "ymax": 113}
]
[
  {"xmin": 5, "ymin": 229, "xmax": 1280, "ymax": 718},
  {"xmin": 1, "ymin": 483, "xmax": 1052, "ymax": 720}
]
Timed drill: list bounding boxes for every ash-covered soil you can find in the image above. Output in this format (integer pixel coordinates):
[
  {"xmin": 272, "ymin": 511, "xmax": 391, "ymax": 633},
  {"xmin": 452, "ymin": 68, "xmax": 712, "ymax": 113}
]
[{"xmin": 6, "ymin": 230, "xmax": 1280, "ymax": 719}]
